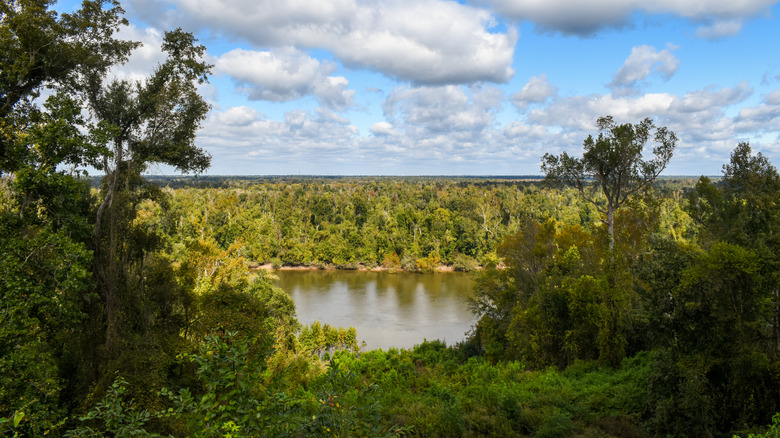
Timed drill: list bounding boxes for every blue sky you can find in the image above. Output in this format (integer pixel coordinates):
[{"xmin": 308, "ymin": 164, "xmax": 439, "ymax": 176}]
[{"xmin": 58, "ymin": 0, "xmax": 780, "ymax": 175}]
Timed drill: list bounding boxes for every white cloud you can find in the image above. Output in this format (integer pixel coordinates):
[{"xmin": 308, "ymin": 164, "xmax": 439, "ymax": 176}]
[
  {"xmin": 214, "ymin": 106, "xmax": 264, "ymax": 126},
  {"xmin": 765, "ymin": 89, "xmax": 780, "ymax": 105},
  {"xmin": 735, "ymin": 91, "xmax": 780, "ymax": 133},
  {"xmin": 197, "ymin": 79, "xmax": 780, "ymax": 175},
  {"xmin": 477, "ymin": 0, "xmax": 776, "ymax": 37},
  {"xmin": 695, "ymin": 19, "xmax": 744, "ymax": 39},
  {"xmin": 676, "ymin": 82, "xmax": 752, "ymax": 113},
  {"xmin": 511, "ymin": 74, "xmax": 558, "ymax": 112},
  {"xmin": 383, "ymin": 85, "xmax": 503, "ymax": 137},
  {"xmin": 516, "ymin": 82, "xmax": 760, "ymax": 174},
  {"xmin": 608, "ymin": 45, "xmax": 679, "ymax": 94},
  {"xmin": 370, "ymin": 121, "xmax": 397, "ymax": 136},
  {"xmin": 127, "ymin": 0, "xmax": 517, "ymax": 85},
  {"xmin": 107, "ymin": 25, "xmax": 166, "ymax": 82},
  {"xmin": 316, "ymin": 108, "xmax": 351, "ymax": 125},
  {"xmin": 198, "ymin": 106, "xmax": 362, "ymax": 173},
  {"xmin": 215, "ymin": 47, "xmax": 355, "ymax": 111}
]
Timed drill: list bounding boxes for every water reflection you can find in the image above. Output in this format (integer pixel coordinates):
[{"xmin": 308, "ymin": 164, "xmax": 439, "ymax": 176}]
[{"xmin": 272, "ymin": 270, "xmax": 476, "ymax": 350}]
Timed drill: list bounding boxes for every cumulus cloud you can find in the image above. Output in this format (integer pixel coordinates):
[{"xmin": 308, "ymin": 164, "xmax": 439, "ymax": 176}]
[
  {"xmin": 477, "ymin": 0, "xmax": 776, "ymax": 37},
  {"xmin": 214, "ymin": 106, "xmax": 265, "ymax": 126},
  {"xmin": 316, "ymin": 108, "xmax": 351, "ymax": 125},
  {"xmin": 734, "ymin": 90, "xmax": 780, "ymax": 133},
  {"xmin": 528, "ymin": 83, "xmax": 752, "ymax": 134},
  {"xmin": 608, "ymin": 45, "xmax": 679, "ymax": 94},
  {"xmin": 677, "ymin": 82, "xmax": 752, "ymax": 113},
  {"xmin": 383, "ymin": 85, "xmax": 503, "ymax": 137},
  {"xmin": 370, "ymin": 121, "xmax": 398, "ymax": 136},
  {"xmin": 515, "ymin": 82, "xmax": 760, "ymax": 173},
  {"xmin": 363, "ymin": 84, "xmax": 512, "ymax": 168},
  {"xmin": 107, "ymin": 25, "xmax": 166, "ymax": 82},
  {"xmin": 695, "ymin": 19, "xmax": 744, "ymax": 39},
  {"xmin": 197, "ymin": 79, "xmax": 780, "ymax": 175},
  {"xmin": 511, "ymin": 74, "xmax": 558, "ymax": 112},
  {"xmin": 197, "ymin": 106, "xmax": 364, "ymax": 173},
  {"xmin": 764, "ymin": 89, "xmax": 780, "ymax": 105},
  {"xmin": 215, "ymin": 47, "xmax": 355, "ymax": 111},
  {"xmin": 127, "ymin": 0, "xmax": 517, "ymax": 85}
]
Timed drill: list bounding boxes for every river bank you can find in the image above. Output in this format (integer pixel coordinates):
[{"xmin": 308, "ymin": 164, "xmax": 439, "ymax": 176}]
[{"xmin": 252, "ymin": 262, "xmax": 463, "ymax": 273}]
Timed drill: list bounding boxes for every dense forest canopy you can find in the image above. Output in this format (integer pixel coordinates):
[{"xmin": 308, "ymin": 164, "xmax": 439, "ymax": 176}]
[{"xmin": 1, "ymin": 1, "xmax": 779, "ymax": 437}]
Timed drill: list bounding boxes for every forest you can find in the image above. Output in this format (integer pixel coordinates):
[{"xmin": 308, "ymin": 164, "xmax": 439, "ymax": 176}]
[{"xmin": 2, "ymin": 1, "xmax": 780, "ymax": 437}]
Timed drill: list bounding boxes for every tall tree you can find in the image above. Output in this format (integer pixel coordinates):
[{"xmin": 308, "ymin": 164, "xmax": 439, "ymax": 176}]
[
  {"xmin": 687, "ymin": 142, "xmax": 780, "ymax": 352},
  {"xmin": 541, "ymin": 116, "xmax": 677, "ymax": 258},
  {"xmin": 82, "ymin": 28, "xmax": 212, "ymax": 353}
]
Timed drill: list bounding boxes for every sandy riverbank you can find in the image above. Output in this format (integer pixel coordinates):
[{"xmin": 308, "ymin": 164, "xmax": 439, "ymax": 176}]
[{"xmin": 252, "ymin": 263, "xmax": 460, "ymax": 273}]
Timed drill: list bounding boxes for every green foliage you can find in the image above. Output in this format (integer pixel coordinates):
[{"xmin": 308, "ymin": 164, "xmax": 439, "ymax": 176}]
[
  {"xmin": 688, "ymin": 142, "xmax": 780, "ymax": 250},
  {"xmin": 452, "ymin": 252, "xmax": 480, "ymax": 271},
  {"xmin": 158, "ymin": 332, "xmax": 405, "ymax": 438},
  {"xmin": 734, "ymin": 413, "xmax": 780, "ymax": 438},
  {"xmin": 325, "ymin": 342, "xmax": 654, "ymax": 437},
  {"xmin": 157, "ymin": 178, "xmax": 595, "ymax": 271},
  {"xmin": 642, "ymin": 241, "xmax": 780, "ymax": 435},
  {"xmin": 4, "ymin": 33, "xmax": 779, "ymax": 437},
  {"xmin": 298, "ymin": 321, "xmax": 359, "ymax": 359},
  {"xmin": 641, "ymin": 143, "xmax": 780, "ymax": 436},
  {"xmin": 0, "ymin": 0, "xmax": 136, "ymax": 172},
  {"xmin": 66, "ymin": 377, "xmax": 164, "ymax": 438},
  {"xmin": 471, "ymin": 217, "xmax": 641, "ymax": 367},
  {"xmin": 303, "ymin": 356, "xmax": 410, "ymax": 437},
  {"xmin": 163, "ymin": 332, "xmax": 268, "ymax": 437},
  {"xmin": 542, "ymin": 115, "xmax": 677, "ymax": 254},
  {"xmin": 80, "ymin": 27, "xmax": 213, "ymax": 389},
  {"xmin": 0, "ymin": 214, "xmax": 92, "ymax": 436}
]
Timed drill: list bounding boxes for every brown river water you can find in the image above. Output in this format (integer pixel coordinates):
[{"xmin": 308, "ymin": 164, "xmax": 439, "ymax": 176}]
[{"xmin": 272, "ymin": 270, "xmax": 476, "ymax": 350}]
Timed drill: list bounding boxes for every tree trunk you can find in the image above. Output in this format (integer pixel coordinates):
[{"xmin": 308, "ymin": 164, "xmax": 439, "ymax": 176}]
[
  {"xmin": 94, "ymin": 147, "xmax": 123, "ymax": 354},
  {"xmin": 607, "ymin": 205, "xmax": 615, "ymax": 263}
]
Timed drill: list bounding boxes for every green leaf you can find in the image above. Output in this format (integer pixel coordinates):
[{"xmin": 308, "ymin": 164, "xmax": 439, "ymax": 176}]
[{"xmin": 13, "ymin": 411, "xmax": 25, "ymax": 428}]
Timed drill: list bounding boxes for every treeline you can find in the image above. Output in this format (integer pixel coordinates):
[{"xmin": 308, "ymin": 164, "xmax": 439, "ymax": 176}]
[{"xmin": 149, "ymin": 177, "xmax": 693, "ymax": 271}]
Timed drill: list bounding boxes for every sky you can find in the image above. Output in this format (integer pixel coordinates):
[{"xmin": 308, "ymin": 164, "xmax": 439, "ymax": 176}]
[{"xmin": 56, "ymin": 0, "xmax": 780, "ymax": 175}]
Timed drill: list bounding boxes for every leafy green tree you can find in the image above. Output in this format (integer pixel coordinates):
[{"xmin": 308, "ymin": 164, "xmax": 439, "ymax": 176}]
[
  {"xmin": 542, "ymin": 116, "xmax": 677, "ymax": 257},
  {"xmin": 734, "ymin": 413, "xmax": 780, "ymax": 438},
  {"xmin": 163, "ymin": 332, "xmax": 270, "ymax": 437},
  {"xmin": 643, "ymin": 143, "xmax": 780, "ymax": 436},
  {"xmin": 646, "ymin": 242, "xmax": 780, "ymax": 435},
  {"xmin": 0, "ymin": 0, "xmax": 136, "ymax": 172},
  {"xmin": 687, "ymin": 142, "xmax": 780, "ymax": 352},
  {"xmin": 688, "ymin": 142, "xmax": 780, "ymax": 246},
  {"xmin": 81, "ymin": 28, "xmax": 211, "ymax": 356}
]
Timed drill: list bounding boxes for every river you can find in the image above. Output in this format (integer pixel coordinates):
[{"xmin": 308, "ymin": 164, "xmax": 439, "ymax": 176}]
[{"xmin": 272, "ymin": 270, "xmax": 476, "ymax": 351}]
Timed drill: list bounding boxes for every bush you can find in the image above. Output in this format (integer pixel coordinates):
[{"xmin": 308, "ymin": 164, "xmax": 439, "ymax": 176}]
[
  {"xmin": 734, "ymin": 413, "xmax": 780, "ymax": 438},
  {"xmin": 452, "ymin": 253, "xmax": 480, "ymax": 271}
]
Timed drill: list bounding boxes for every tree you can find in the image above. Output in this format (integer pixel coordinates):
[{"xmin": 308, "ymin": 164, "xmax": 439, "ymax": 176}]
[
  {"xmin": 87, "ymin": 28, "xmax": 211, "ymax": 240},
  {"xmin": 688, "ymin": 142, "xmax": 780, "ymax": 247},
  {"xmin": 687, "ymin": 142, "xmax": 780, "ymax": 353},
  {"xmin": 643, "ymin": 144, "xmax": 780, "ymax": 435},
  {"xmin": 0, "ymin": 0, "xmax": 136, "ymax": 173},
  {"xmin": 542, "ymin": 116, "xmax": 677, "ymax": 258},
  {"xmin": 81, "ymin": 28, "xmax": 212, "ymax": 353}
]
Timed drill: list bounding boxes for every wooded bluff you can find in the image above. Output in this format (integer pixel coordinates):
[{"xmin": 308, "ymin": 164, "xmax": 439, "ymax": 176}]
[{"xmin": 2, "ymin": 1, "xmax": 779, "ymax": 435}]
